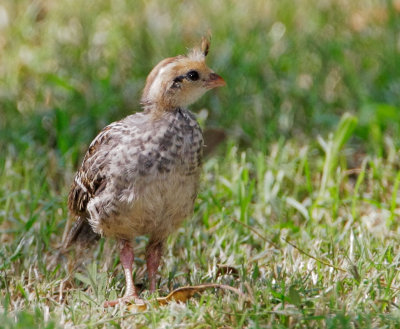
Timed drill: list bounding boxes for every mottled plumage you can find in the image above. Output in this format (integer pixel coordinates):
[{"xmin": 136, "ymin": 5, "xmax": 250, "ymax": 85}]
[
  {"xmin": 63, "ymin": 37, "xmax": 225, "ymax": 307},
  {"xmin": 67, "ymin": 108, "xmax": 203, "ymax": 243}
]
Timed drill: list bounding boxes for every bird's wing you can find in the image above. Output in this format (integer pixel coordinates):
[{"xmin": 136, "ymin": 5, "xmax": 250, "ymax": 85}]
[
  {"xmin": 68, "ymin": 123, "xmax": 117, "ymax": 217},
  {"xmin": 64, "ymin": 119, "xmax": 132, "ymax": 248}
]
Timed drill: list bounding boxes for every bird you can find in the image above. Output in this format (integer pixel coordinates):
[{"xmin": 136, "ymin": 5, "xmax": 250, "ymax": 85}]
[{"xmin": 62, "ymin": 37, "xmax": 225, "ymax": 307}]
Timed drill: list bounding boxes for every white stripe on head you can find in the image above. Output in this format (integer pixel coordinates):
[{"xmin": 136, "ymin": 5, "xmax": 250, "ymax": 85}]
[{"xmin": 146, "ymin": 61, "xmax": 177, "ymax": 102}]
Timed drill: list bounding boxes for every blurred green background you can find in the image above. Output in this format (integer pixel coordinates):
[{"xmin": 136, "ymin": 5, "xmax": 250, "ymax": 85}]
[
  {"xmin": 2, "ymin": 1, "xmax": 400, "ymax": 326},
  {"xmin": 1, "ymin": 0, "xmax": 400, "ymax": 159}
]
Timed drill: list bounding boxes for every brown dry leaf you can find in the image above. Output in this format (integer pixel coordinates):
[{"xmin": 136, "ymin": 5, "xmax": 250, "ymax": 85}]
[
  {"xmin": 127, "ymin": 302, "xmax": 147, "ymax": 312},
  {"xmin": 127, "ymin": 284, "xmax": 248, "ymax": 312}
]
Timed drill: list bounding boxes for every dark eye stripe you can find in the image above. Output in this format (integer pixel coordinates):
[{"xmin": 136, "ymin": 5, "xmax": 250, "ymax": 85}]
[
  {"xmin": 186, "ymin": 70, "xmax": 199, "ymax": 81},
  {"xmin": 173, "ymin": 75, "xmax": 185, "ymax": 83}
]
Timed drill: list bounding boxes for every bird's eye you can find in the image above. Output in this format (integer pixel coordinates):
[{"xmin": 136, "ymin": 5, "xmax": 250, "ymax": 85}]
[{"xmin": 186, "ymin": 70, "xmax": 199, "ymax": 81}]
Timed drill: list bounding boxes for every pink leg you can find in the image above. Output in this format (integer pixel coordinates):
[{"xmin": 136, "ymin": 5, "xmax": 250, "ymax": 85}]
[
  {"xmin": 104, "ymin": 240, "xmax": 143, "ymax": 307},
  {"xmin": 146, "ymin": 240, "xmax": 163, "ymax": 292},
  {"xmin": 120, "ymin": 240, "xmax": 137, "ymax": 298}
]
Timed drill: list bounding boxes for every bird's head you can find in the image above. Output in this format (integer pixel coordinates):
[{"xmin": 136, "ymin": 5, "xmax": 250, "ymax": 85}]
[{"xmin": 141, "ymin": 37, "xmax": 226, "ymax": 111}]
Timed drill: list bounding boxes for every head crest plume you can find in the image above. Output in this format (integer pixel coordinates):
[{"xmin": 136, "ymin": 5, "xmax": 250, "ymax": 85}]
[
  {"xmin": 188, "ymin": 34, "xmax": 211, "ymax": 61},
  {"xmin": 201, "ymin": 36, "xmax": 210, "ymax": 57}
]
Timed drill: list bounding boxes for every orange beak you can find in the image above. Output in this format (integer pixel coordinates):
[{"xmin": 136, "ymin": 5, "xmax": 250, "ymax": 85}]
[{"xmin": 205, "ymin": 73, "xmax": 226, "ymax": 89}]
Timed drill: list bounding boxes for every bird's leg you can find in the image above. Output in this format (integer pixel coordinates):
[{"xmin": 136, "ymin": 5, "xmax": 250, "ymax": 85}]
[
  {"xmin": 104, "ymin": 239, "xmax": 143, "ymax": 307},
  {"xmin": 145, "ymin": 240, "xmax": 163, "ymax": 293},
  {"xmin": 120, "ymin": 240, "xmax": 137, "ymax": 298}
]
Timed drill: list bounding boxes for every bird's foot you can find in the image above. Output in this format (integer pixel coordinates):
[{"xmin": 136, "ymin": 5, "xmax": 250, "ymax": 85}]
[{"xmin": 104, "ymin": 295, "xmax": 145, "ymax": 308}]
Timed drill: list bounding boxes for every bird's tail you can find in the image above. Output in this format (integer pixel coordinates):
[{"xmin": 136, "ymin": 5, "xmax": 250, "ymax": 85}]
[{"xmin": 62, "ymin": 216, "xmax": 100, "ymax": 250}]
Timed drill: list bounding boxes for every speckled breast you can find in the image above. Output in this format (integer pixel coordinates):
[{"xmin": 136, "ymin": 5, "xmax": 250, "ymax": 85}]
[
  {"xmin": 97, "ymin": 108, "xmax": 204, "ymax": 240},
  {"xmin": 136, "ymin": 108, "xmax": 203, "ymax": 178}
]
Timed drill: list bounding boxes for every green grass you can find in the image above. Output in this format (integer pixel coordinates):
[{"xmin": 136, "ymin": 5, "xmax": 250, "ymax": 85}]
[{"xmin": 1, "ymin": 0, "xmax": 400, "ymax": 328}]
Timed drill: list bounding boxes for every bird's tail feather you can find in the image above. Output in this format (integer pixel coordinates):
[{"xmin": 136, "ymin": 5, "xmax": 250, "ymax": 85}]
[{"xmin": 62, "ymin": 216, "xmax": 100, "ymax": 250}]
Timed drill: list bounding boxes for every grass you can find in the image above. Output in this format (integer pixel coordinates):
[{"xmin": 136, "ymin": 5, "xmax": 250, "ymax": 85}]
[{"xmin": 1, "ymin": 0, "xmax": 400, "ymax": 328}]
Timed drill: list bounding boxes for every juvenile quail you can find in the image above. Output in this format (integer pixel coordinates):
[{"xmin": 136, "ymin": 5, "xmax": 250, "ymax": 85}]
[{"xmin": 63, "ymin": 37, "xmax": 225, "ymax": 307}]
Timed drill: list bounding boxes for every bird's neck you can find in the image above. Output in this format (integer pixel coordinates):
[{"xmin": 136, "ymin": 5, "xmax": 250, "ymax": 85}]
[{"xmin": 142, "ymin": 102, "xmax": 185, "ymax": 120}]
